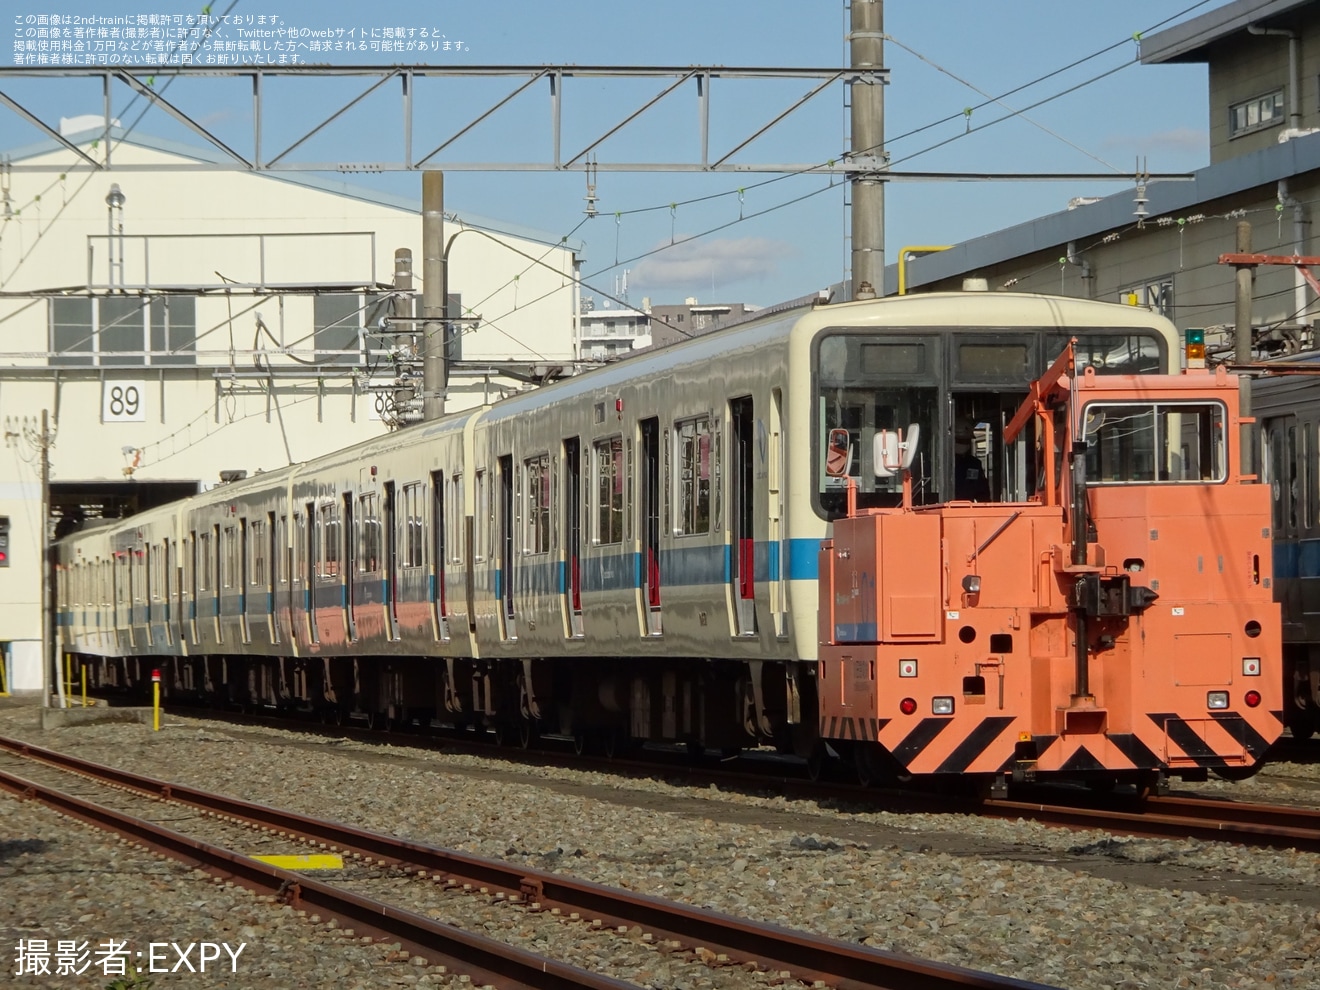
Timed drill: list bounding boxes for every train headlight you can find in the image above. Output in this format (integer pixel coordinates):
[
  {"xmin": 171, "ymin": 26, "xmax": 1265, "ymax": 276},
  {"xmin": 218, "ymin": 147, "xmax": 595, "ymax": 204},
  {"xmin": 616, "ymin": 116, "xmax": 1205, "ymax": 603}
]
[
  {"xmin": 1242, "ymin": 658, "xmax": 1261, "ymax": 676},
  {"xmin": 1244, "ymin": 690, "xmax": 1262, "ymax": 708},
  {"xmin": 1206, "ymin": 691, "xmax": 1229, "ymax": 710},
  {"xmin": 932, "ymin": 696, "xmax": 955, "ymax": 715}
]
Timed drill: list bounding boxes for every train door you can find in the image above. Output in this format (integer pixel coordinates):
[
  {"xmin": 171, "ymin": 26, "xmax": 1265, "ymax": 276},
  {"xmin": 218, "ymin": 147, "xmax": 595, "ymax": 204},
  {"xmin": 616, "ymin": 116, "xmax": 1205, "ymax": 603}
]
[
  {"xmin": 384, "ymin": 481, "xmax": 400, "ymax": 641},
  {"xmin": 142, "ymin": 543, "xmax": 154, "ymax": 647},
  {"xmin": 730, "ymin": 396, "xmax": 757, "ymax": 636},
  {"xmin": 768, "ymin": 388, "xmax": 787, "ymax": 638},
  {"xmin": 563, "ymin": 437, "xmax": 584, "ymax": 637},
  {"xmin": 431, "ymin": 471, "xmax": 449, "ymax": 641},
  {"xmin": 187, "ymin": 533, "xmax": 199, "ymax": 646},
  {"xmin": 267, "ymin": 512, "xmax": 280, "ymax": 645},
  {"xmin": 304, "ymin": 506, "xmax": 318, "ymax": 645},
  {"xmin": 640, "ymin": 417, "xmax": 662, "ymax": 636},
  {"xmin": 238, "ymin": 517, "xmax": 251, "ymax": 645},
  {"xmin": 498, "ymin": 454, "xmax": 517, "ymax": 640},
  {"xmin": 342, "ymin": 493, "xmax": 357, "ymax": 642},
  {"xmin": 159, "ymin": 541, "xmax": 172, "ymax": 646},
  {"xmin": 211, "ymin": 524, "xmax": 223, "ymax": 644}
]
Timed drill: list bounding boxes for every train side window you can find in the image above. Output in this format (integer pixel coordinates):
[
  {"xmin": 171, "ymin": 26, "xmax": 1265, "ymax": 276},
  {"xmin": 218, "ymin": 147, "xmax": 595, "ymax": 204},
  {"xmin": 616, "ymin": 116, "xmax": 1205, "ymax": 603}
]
[
  {"xmin": 402, "ymin": 483, "xmax": 424, "ymax": 567},
  {"xmin": 673, "ymin": 417, "xmax": 713, "ymax": 535},
  {"xmin": 223, "ymin": 525, "xmax": 238, "ymax": 588},
  {"xmin": 474, "ymin": 470, "xmax": 488, "ymax": 562},
  {"xmin": 593, "ymin": 437, "xmax": 624, "ymax": 545},
  {"xmin": 293, "ymin": 514, "xmax": 304, "ymax": 584},
  {"xmin": 1268, "ymin": 425, "xmax": 1286, "ymax": 531},
  {"xmin": 250, "ymin": 518, "xmax": 266, "ymax": 587},
  {"xmin": 198, "ymin": 533, "xmax": 210, "ymax": 592},
  {"xmin": 358, "ymin": 493, "xmax": 381, "ymax": 572},
  {"xmin": 450, "ymin": 473, "xmax": 463, "ymax": 564},
  {"xmin": 524, "ymin": 453, "xmax": 551, "ymax": 554},
  {"xmin": 1299, "ymin": 425, "xmax": 1311, "ymax": 531},
  {"xmin": 318, "ymin": 502, "xmax": 340, "ymax": 578}
]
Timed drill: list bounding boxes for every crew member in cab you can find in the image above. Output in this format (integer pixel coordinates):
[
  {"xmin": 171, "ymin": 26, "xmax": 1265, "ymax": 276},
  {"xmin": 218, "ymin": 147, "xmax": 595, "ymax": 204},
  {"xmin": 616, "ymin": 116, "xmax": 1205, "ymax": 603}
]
[{"xmin": 953, "ymin": 420, "xmax": 991, "ymax": 501}]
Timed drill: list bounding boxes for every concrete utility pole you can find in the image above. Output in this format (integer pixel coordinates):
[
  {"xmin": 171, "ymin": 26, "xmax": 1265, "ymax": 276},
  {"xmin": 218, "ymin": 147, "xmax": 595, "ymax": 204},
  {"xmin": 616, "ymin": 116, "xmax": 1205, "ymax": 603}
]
[
  {"xmin": 1233, "ymin": 221, "xmax": 1254, "ymax": 476},
  {"xmin": 421, "ymin": 172, "xmax": 447, "ymax": 422},
  {"xmin": 850, "ymin": 0, "xmax": 885, "ymax": 298}
]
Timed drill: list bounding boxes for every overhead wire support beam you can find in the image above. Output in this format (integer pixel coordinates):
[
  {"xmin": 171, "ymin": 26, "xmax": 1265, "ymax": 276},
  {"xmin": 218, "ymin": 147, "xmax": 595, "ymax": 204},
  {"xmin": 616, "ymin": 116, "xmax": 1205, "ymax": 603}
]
[
  {"xmin": 0, "ymin": 64, "xmax": 883, "ymax": 174},
  {"xmin": 113, "ymin": 71, "xmax": 251, "ymax": 168}
]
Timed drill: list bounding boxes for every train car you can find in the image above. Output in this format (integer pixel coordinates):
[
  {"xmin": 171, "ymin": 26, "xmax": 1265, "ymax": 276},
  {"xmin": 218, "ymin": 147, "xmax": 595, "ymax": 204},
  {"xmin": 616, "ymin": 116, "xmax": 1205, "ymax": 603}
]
[
  {"xmin": 1253, "ymin": 366, "xmax": 1320, "ymax": 740},
  {"xmin": 820, "ymin": 343, "xmax": 1282, "ymax": 790},
  {"xmin": 56, "ymin": 289, "xmax": 1186, "ymax": 770}
]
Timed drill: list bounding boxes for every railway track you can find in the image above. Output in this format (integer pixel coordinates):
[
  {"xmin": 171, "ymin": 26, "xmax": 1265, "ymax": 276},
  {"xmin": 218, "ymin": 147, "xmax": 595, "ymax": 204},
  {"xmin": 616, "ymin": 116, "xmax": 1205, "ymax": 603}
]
[
  {"xmin": 0, "ymin": 735, "xmax": 1057, "ymax": 990},
  {"xmin": 139, "ymin": 705, "xmax": 1320, "ymax": 854}
]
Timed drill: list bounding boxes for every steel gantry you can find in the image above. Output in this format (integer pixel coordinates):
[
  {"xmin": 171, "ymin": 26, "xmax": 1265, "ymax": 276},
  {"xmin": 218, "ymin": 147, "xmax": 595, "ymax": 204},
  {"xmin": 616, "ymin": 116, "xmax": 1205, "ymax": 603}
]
[{"xmin": 0, "ymin": 64, "xmax": 883, "ymax": 174}]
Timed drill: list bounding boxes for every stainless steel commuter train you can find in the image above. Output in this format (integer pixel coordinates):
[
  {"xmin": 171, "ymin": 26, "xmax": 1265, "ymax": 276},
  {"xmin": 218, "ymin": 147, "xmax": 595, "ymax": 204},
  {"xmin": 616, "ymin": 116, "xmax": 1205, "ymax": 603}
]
[
  {"xmin": 55, "ymin": 290, "xmax": 1179, "ymax": 763},
  {"xmin": 1254, "ymin": 366, "xmax": 1320, "ymax": 740}
]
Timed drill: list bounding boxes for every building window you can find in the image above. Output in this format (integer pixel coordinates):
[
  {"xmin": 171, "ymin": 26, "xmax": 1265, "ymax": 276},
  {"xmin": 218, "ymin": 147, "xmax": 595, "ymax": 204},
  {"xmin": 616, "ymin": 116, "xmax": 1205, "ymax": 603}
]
[
  {"xmin": 1229, "ymin": 90, "xmax": 1285, "ymax": 138},
  {"xmin": 594, "ymin": 437, "xmax": 624, "ymax": 545},
  {"xmin": 314, "ymin": 293, "xmax": 367, "ymax": 365},
  {"xmin": 1117, "ymin": 277, "xmax": 1173, "ymax": 319},
  {"xmin": 674, "ymin": 417, "xmax": 714, "ymax": 535},
  {"xmin": 50, "ymin": 296, "xmax": 196, "ymax": 367}
]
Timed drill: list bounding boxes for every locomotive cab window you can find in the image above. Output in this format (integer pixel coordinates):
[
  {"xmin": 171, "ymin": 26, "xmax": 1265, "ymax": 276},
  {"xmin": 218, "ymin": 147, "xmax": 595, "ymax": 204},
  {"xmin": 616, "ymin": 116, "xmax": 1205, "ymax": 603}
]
[
  {"xmin": 815, "ymin": 333, "xmax": 940, "ymax": 516},
  {"xmin": 1082, "ymin": 401, "xmax": 1226, "ymax": 484}
]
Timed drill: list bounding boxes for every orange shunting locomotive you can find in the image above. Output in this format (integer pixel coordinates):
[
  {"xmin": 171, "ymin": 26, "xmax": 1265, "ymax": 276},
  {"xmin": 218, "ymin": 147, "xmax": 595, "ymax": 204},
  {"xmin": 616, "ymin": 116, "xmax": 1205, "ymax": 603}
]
[{"xmin": 818, "ymin": 340, "xmax": 1281, "ymax": 791}]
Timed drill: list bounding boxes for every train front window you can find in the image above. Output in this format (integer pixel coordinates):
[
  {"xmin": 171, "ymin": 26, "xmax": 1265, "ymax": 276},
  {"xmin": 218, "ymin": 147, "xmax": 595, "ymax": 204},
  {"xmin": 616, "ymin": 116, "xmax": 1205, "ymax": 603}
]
[
  {"xmin": 815, "ymin": 333, "xmax": 940, "ymax": 517},
  {"xmin": 1047, "ymin": 332, "xmax": 1164, "ymax": 375},
  {"xmin": 1082, "ymin": 402, "xmax": 1226, "ymax": 484}
]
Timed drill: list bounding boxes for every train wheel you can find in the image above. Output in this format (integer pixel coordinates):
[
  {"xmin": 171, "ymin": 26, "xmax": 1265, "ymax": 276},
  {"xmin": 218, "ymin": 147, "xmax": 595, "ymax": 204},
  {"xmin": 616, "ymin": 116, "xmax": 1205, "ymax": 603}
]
[
  {"xmin": 805, "ymin": 742, "xmax": 827, "ymax": 782},
  {"xmin": 1287, "ymin": 713, "xmax": 1315, "ymax": 742},
  {"xmin": 602, "ymin": 728, "xmax": 629, "ymax": 759},
  {"xmin": 518, "ymin": 719, "xmax": 537, "ymax": 750},
  {"xmin": 1211, "ymin": 763, "xmax": 1261, "ymax": 782},
  {"xmin": 366, "ymin": 711, "xmax": 389, "ymax": 732},
  {"xmin": 572, "ymin": 731, "xmax": 589, "ymax": 756}
]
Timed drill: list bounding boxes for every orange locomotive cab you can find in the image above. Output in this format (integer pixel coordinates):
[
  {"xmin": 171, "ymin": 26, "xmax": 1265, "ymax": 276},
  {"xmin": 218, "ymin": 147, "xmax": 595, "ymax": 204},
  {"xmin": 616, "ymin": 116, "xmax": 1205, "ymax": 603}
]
[{"xmin": 818, "ymin": 341, "xmax": 1282, "ymax": 790}]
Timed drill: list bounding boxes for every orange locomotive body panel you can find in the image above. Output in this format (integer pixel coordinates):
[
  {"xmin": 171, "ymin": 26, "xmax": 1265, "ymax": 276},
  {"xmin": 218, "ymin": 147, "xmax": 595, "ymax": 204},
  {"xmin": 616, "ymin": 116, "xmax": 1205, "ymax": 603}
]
[{"xmin": 818, "ymin": 361, "xmax": 1283, "ymax": 784}]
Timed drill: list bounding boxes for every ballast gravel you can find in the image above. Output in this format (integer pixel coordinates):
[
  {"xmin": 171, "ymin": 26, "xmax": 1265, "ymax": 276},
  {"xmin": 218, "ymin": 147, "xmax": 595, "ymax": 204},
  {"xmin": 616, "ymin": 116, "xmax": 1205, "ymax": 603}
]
[{"xmin": 0, "ymin": 698, "xmax": 1317, "ymax": 990}]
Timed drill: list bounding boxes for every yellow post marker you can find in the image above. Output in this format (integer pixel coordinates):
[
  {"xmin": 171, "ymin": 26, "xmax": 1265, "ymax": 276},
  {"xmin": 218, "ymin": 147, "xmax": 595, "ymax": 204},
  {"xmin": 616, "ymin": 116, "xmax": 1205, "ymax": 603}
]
[
  {"xmin": 64, "ymin": 653, "xmax": 72, "ymax": 700},
  {"xmin": 151, "ymin": 668, "xmax": 161, "ymax": 731},
  {"xmin": 81, "ymin": 664, "xmax": 87, "ymax": 708}
]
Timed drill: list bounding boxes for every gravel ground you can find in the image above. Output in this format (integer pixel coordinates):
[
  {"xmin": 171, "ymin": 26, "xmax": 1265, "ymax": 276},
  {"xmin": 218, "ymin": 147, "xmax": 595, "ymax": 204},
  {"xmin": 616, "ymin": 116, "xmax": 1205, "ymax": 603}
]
[{"xmin": 2, "ymin": 698, "xmax": 1319, "ymax": 990}]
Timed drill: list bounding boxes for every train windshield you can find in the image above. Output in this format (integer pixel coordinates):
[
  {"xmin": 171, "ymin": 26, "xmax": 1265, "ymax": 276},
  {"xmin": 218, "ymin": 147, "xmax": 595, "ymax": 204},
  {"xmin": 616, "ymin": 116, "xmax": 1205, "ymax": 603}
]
[
  {"xmin": 1081, "ymin": 401, "xmax": 1227, "ymax": 484},
  {"xmin": 814, "ymin": 327, "xmax": 1170, "ymax": 518}
]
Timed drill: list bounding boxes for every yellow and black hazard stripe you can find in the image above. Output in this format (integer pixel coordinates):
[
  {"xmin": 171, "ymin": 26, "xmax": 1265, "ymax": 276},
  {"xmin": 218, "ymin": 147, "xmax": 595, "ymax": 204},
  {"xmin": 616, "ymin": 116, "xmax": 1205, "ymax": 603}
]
[
  {"xmin": 1147, "ymin": 711, "xmax": 1275, "ymax": 766},
  {"xmin": 819, "ymin": 716, "xmax": 889, "ymax": 741}
]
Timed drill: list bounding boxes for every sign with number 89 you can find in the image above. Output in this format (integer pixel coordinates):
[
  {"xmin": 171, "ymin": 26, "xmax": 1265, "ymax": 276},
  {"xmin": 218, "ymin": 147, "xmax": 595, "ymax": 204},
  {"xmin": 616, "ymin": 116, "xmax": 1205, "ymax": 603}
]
[{"xmin": 102, "ymin": 382, "xmax": 145, "ymax": 422}]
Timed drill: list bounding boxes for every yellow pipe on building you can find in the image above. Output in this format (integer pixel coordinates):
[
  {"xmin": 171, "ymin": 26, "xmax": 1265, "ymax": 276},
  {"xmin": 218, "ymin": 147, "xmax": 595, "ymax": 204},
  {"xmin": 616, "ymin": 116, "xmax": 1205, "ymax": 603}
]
[{"xmin": 898, "ymin": 245, "xmax": 952, "ymax": 295}]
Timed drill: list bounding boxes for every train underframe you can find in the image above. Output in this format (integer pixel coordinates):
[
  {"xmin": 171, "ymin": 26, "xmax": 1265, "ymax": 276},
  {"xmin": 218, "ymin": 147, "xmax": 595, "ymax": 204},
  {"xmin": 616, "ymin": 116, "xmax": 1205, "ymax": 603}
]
[{"xmin": 72, "ymin": 651, "xmax": 823, "ymax": 756}]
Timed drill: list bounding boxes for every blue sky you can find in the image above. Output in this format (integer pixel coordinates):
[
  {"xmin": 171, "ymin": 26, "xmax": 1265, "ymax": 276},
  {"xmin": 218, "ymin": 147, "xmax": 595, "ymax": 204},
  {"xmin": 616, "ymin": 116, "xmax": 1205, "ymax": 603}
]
[{"xmin": 8, "ymin": 0, "xmax": 1217, "ymax": 306}]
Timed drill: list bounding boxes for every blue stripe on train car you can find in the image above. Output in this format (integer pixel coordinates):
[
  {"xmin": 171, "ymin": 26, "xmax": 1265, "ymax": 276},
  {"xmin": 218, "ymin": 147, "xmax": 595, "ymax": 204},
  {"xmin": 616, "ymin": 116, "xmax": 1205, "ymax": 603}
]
[
  {"xmin": 835, "ymin": 621, "xmax": 879, "ymax": 642},
  {"xmin": 1275, "ymin": 539, "xmax": 1320, "ymax": 581}
]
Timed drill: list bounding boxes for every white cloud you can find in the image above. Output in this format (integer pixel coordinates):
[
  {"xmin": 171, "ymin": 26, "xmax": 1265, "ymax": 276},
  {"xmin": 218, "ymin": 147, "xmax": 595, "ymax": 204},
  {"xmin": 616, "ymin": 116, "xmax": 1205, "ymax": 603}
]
[
  {"xmin": 1100, "ymin": 127, "xmax": 1207, "ymax": 156},
  {"xmin": 631, "ymin": 235, "xmax": 795, "ymax": 292}
]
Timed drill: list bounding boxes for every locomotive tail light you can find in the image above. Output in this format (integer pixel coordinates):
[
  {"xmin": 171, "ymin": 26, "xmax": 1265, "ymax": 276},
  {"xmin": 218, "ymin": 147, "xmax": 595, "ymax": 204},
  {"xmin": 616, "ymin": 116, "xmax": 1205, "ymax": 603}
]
[
  {"xmin": 1242, "ymin": 657, "xmax": 1261, "ymax": 677},
  {"xmin": 932, "ymin": 696, "xmax": 955, "ymax": 715},
  {"xmin": 1206, "ymin": 691, "xmax": 1229, "ymax": 710},
  {"xmin": 899, "ymin": 659, "xmax": 918, "ymax": 678},
  {"xmin": 1244, "ymin": 690, "xmax": 1262, "ymax": 708},
  {"xmin": 899, "ymin": 697, "xmax": 918, "ymax": 715},
  {"xmin": 1185, "ymin": 328, "xmax": 1206, "ymax": 369}
]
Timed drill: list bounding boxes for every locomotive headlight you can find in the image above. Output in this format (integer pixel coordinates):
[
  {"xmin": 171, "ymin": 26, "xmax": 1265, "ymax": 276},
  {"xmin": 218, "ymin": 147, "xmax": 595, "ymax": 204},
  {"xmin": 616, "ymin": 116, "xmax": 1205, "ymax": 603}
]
[
  {"xmin": 961, "ymin": 575, "xmax": 981, "ymax": 595},
  {"xmin": 932, "ymin": 696, "xmax": 955, "ymax": 715},
  {"xmin": 1242, "ymin": 657, "xmax": 1261, "ymax": 676},
  {"xmin": 1206, "ymin": 691, "xmax": 1229, "ymax": 710}
]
